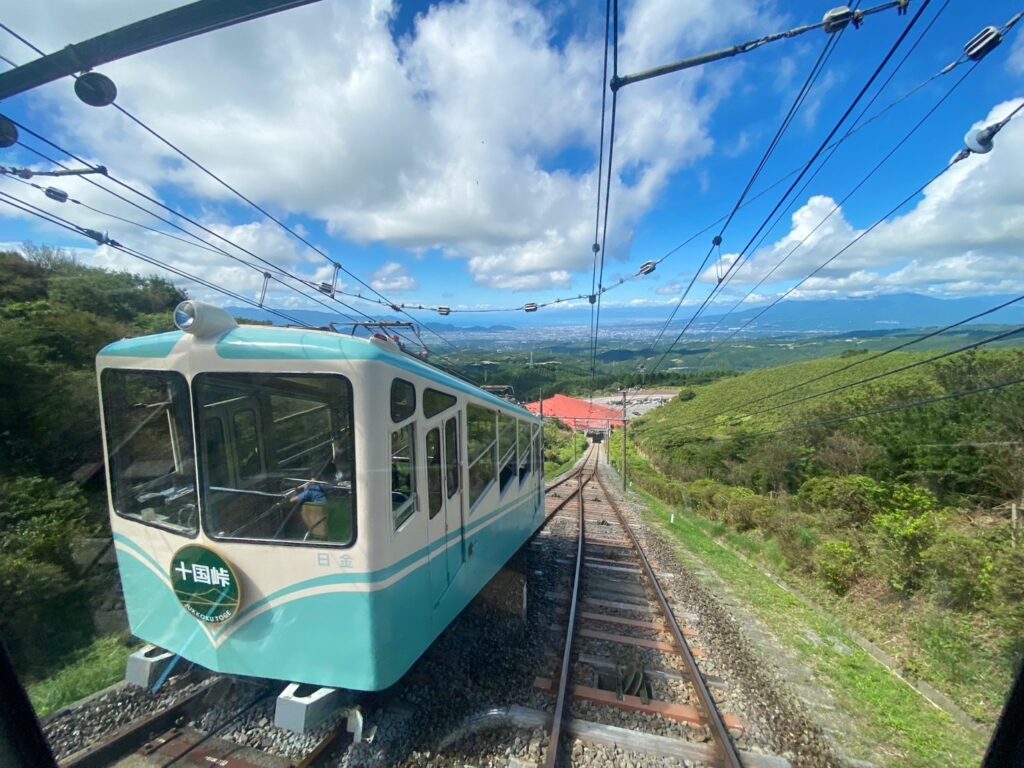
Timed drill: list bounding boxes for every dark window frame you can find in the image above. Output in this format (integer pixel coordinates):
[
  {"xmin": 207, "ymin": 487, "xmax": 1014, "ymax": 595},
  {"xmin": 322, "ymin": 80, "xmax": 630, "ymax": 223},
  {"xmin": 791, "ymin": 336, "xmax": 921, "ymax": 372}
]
[
  {"xmin": 424, "ymin": 387, "xmax": 457, "ymax": 419},
  {"xmin": 391, "ymin": 420, "xmax": 418, "ymax": 531},
  {"xmin": 467, "ymin": 403, "xmax": 497, "ymax": 510},
  {"xmin": 426, "ymin": 426, "xmax": 443, "ymax": 520},
  {"xmin": 444, "ymin": 416, "xmax": 460, "ymax": 500},
  {"xmin": 391, "ymin": 378, "xmax": 416, "ymax": 423}
]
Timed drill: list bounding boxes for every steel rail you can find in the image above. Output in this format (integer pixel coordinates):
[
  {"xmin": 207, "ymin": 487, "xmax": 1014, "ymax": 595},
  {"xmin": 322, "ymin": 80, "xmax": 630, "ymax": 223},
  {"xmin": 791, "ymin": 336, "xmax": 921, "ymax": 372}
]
[
  {"xmin": 59, "ymin": 677, "xmax": 218, "ymax": 768},
  {"xmin": 595, "ymin": 472, "xmax": 742, "ymax": 768},
  {"xmin": 543, "ymin": 449, "xmax": 599, "ymax": 768}
]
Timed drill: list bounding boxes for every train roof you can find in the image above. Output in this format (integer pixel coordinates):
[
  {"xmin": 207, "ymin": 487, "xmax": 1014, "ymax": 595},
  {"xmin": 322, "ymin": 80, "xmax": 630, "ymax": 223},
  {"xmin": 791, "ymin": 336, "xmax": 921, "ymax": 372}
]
[{"xmin": 98, "ymin": 324, "xmax": 536, "ymax": 418}]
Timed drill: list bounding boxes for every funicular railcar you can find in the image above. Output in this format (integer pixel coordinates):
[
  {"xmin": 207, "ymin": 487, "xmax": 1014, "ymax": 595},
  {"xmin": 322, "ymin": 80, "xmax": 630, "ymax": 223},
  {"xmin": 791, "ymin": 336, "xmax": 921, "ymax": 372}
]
[{"xmin": 97, "ymin": 301, "xmax": 544, "ymax": 690}]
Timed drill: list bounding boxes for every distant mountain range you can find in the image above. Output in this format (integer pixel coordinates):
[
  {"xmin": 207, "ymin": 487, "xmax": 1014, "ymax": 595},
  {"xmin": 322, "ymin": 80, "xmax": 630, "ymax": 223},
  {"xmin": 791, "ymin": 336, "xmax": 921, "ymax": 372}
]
[
  {"xmin": 227, "ymin": 293, "xmax": 1024, "ymax": 335},
  {"xmin": 697, "ymin": 293, "xmax": 1024, "ymax": 334}
]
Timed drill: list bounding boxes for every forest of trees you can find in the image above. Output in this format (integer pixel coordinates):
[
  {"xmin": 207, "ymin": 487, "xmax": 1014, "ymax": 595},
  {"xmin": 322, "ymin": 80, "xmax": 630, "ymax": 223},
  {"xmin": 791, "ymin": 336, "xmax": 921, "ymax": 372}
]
[{"xmin": 0, "ymin": 247, "xmax": 185, "ymax": 675}]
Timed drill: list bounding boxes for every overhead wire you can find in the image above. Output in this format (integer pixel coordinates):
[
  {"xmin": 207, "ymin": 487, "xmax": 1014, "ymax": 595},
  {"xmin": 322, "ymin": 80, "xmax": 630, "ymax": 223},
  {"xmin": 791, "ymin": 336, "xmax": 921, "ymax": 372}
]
[
  {"xmin": 690, "ymin": 99, "xmax": 1023, "ymax": 375},
  {"xmin": 680, "ymin": 292, "xmax": 1024, "ymax": 433},
  {"xmin": 699, "ymin": 374, "xmax": 1024, "ymax": 442},
  {"xmin": 0, "ymin": 191, "xmax": 314, "ymax": 328},
  {"xmin": 4, "ymin": 139, "xmax": 396, "ymax": 336},
  {"xmin": 0, "ymin": 185, "xmax": 478, "ymax": 381},
  {"xmin": 694, "ymin": 60, "xmax": 978, "ymax": 367},
  {"xmin": 587, "ymin": 0, "xmax": 613, "ymax": 395},
  {"xmin": 3, "ymin": 123, "xmax": 461, "ymax": 368},
  {"xmin": 697, "ymin": 0, "xmax": 972, "ymax": 338},
  {"xmin": 646, "ymin": 22, "xmax": 850, "ymax": 358},
  {"xmin": 589, "ymin": 0, "xmax": 619, "ymax": 398},
  {"xmin": 7, "ymin": 3, "xmax": 971, "ymax": 325},
  {"xmin": 0, "ymin": 24, "xmax": 465, "ymax": 357},
  {"xmin": 648, "ymin": 0, "xmax": 934, "ymax": 377},
  {"xmin": 4, "ymin": 131, "xmax": 478, "ymax": 380}
]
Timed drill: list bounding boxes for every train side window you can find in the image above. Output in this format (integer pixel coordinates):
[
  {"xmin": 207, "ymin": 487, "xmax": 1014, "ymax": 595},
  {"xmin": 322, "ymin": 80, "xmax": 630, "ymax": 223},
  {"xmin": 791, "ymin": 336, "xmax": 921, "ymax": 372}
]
[
  {"xmin": 100, "ymin": 368, "xmax": 197, "ymax": 536},
  {"xmin": 518, "ymin": 420, "xmax": 530, "ymax": 483},
  {"xmin": 424, "ymin": 388, "xmax": 456, "ymax": 419},
  {"xmin": 498, "ymin": 412, "xmax": 517, "ymax": 493},
  {"xmin": 391, "ymin": 379, "xmax": 416, "ymax": 422},
  {"xmin": 467, "ymin": 404, "xmax": 496, "ymax": 509},
  {"xmin": 392, "ymin": 423, "xmax": 417, "ymax": 530},
  {"xmin": 232, "ymin": 409, "xmax": 262, "ymax": 480},
  {"xmin": 444, "ymin": 417, "xmax": 460, "ymax": 499},
  {"xmin": 426, "ymin": 427, "xmax": 443, "ymax": 519}
]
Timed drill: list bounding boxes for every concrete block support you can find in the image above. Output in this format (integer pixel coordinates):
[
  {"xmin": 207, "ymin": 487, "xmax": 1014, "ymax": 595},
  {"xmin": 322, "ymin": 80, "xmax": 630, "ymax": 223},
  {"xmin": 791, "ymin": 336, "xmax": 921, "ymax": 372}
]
[
  {"xmin": 125, "ymin": 645, "xmax": 175, "ymax": 688},
  {"xmin": 275, "ymin": 684, "xmax": 342, "ymax": 733}
]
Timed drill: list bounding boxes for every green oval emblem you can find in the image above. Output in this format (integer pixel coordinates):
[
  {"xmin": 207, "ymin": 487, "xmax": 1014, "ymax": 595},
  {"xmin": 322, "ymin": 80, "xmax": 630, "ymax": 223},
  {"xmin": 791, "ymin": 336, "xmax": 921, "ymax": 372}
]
[{"xmin": 170, "ymin": 545, "xmax": 241, "ymax": 623}]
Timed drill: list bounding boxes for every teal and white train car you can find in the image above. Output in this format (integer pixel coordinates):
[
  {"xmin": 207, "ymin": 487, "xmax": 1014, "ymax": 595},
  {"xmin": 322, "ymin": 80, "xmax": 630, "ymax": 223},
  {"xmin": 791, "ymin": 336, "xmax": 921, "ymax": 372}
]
[{"xmin": 97, "ymin": 301, "xmax": 544, "ymax": 690}]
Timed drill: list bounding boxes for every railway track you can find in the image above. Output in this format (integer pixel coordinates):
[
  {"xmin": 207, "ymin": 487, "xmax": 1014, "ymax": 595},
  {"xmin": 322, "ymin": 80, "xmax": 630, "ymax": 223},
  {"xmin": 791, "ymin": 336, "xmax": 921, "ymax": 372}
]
[
  {"xmin": 534, "ymin": 443, "xmax": 786, "ymax": 768},
  {"xmin": 44, "ymin": 445, "xmax": 806, "ymax": 768},
  {"xmin": 54, "ymin": 674, "xmax": 353, "ymax": 768}
]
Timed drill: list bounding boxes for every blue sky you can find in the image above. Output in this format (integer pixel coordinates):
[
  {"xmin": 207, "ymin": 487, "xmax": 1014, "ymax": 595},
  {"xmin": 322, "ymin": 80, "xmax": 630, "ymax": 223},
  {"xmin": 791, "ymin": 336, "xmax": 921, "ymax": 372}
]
[{"xmin": 1, "ymin": 0, "xmax": 1023, "ymax": 328}]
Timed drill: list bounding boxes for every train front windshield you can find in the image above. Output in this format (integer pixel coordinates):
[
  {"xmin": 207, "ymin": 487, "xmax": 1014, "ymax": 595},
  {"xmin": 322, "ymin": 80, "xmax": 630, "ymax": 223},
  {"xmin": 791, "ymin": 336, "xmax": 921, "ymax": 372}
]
[
  {"xmin": 102, "ymin": 370, "xmax": 357, "ymax": 546},
  {"xmin": 102, "ymin": 369, "xmax": 198, "ymax": 535}
]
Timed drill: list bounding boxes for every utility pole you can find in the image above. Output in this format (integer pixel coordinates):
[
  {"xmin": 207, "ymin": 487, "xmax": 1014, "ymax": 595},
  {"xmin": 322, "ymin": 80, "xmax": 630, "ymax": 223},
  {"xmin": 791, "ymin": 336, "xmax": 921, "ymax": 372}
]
[{"xmin": 621, "ymin": 390, "xmax": 627, "ymax": 491}]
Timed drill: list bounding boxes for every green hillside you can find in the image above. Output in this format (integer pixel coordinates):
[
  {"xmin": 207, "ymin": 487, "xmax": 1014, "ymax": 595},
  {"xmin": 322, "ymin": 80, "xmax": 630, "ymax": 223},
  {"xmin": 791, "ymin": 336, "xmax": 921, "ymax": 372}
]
[
  {"xmin": 634, "ymin": 349, "xmax": 1024, "ymax": 502},
  {"xmin": 617, "ymin": 348, "xmax": 1024, "ymax": 735}
]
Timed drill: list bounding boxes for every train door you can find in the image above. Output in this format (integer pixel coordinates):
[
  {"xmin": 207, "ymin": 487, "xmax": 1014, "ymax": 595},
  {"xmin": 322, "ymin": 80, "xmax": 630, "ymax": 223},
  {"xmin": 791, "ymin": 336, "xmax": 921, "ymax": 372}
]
[
  {"xmin": 442, "ymin": 414, "xmax": 465, "ymax": 582},
  {"xmin": 425, "ymin": 421, "xmax": 449, "ymax": 606},
  {"xmin": 424, "ymin": 411, "xmax": 465, "ymax": 607}
]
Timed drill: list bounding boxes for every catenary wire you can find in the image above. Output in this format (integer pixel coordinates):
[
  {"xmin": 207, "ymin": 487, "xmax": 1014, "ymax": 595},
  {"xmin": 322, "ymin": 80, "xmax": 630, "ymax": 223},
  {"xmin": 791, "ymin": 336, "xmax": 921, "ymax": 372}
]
[
  {"xmin": 0, "ymin": 192, "xmax": 315, "ymax": 328},
  {"xmin": 0, "ymin": 24, "xmax": 464, "ymax": 356},
  {"xmin": 589, "ymin": 0, "xmax": 619, "ymax": 397},
  {"xmin": 648, "ymin": 0, "xmax": 933, "ymax": 376},
  {"xmin": 679, "ymin": 293, "xmax": 1024, "ymax": 432},
  {"xmin": 687, "ymin": 99, "xmax": 1024, "ymax": 377},
  {"xmin": 693, "ymin": 374, "xmax": 1024, "ymax": 442},
  {"xmin": 3, "ymin": 124, "xmax": 451, "ymax": 363},
  {"xmin": 694, "ymin": 62, "xmax": 978, "ymax": 367},
  {"xmin": 646, "ymin": 22, "xmax": 847, "ymax": 357},
  {"xmin": 588, "ymin": 0, "xmax": 613, "ymax": 390},
  {"xmin": 0, "ymin": 187, "xmax": 476, "ymax": 381},
  {"xmin": 702, "ymin": 0, "xmax": 956, "ymax": 335}
]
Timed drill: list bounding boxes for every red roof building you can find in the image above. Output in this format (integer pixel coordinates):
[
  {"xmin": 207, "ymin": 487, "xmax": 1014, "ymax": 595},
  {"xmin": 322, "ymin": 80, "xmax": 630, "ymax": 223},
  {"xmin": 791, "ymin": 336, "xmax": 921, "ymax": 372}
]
[{"xmin": 525, "ymin": 394, "xmax": 625, "ymax": 431}]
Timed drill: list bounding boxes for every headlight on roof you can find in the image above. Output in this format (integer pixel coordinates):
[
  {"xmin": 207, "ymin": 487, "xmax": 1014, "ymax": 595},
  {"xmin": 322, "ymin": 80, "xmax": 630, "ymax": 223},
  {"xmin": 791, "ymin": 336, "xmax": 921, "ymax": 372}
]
[{"xmin": 173, "ymin": 300, "xmax": 238, "ymax": 338}]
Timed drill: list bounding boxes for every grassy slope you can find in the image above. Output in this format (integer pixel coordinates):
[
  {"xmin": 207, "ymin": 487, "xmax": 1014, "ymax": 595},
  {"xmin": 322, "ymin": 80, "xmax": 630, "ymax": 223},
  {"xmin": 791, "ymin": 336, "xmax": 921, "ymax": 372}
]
[
  {"xmin": 28, "ymin": 635, "xmax": 139, "ymax": 717},
  {"xmin": 633, "ymin": 485, "xmax": 988, "ymax": 767},
  {"xmin": 636, "ymin": 351, "xmax": 939, "ymax": 442}
]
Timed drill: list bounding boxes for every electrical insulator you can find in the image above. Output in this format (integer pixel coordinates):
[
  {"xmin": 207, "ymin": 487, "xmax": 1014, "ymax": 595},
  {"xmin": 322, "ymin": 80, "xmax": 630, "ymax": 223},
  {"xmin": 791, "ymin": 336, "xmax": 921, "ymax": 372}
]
[
  {"xmin": 44, "ymin": 187, "xmax": 69, "ymax": 203},
  {"xmin": 964, "ymin": 26, "xmax": 1002, "ymax": 61},
  {"xmin": 822, "ymin": 6, "xmax": 854, "ymax": 34},
  {"xmin": 639, "ymin": 260, "xmax": 656, "ymax": 275},
  {"xmin": 437, "ymin": 306, "xmax": 451, "ymax": 316},
  {"xmin": 74, "ymin": 72, "xmax": 117, "ymax": 107},
  {"xmin": 0, "ymin": 116, "xmax": 17, "ymax": 148},
  {"xmin": 524, "ymin": 303, "xmax": 539, "ymax": 313}
]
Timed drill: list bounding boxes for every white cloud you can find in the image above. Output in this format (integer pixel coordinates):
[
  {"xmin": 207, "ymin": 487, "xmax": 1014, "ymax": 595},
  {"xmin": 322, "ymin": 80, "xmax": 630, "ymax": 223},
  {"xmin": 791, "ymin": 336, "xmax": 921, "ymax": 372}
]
[
  {"xmin": 371, "ymin": 261, "xmax": 416, "ymax": 292},
  {"xmin": 2, "ymin": 0, "xmax": 779, "ymax": 291},
  {"xmin": 655, "ymin": 281, "xmax": 683, "ymax": 295},
  {"xmin": 1008, "ymin": 29, "xmax": 1024, "ymax": 76},
  {"xmin": 702, "ymin": 99, "xmax": 1024, "ymax": 299}
]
